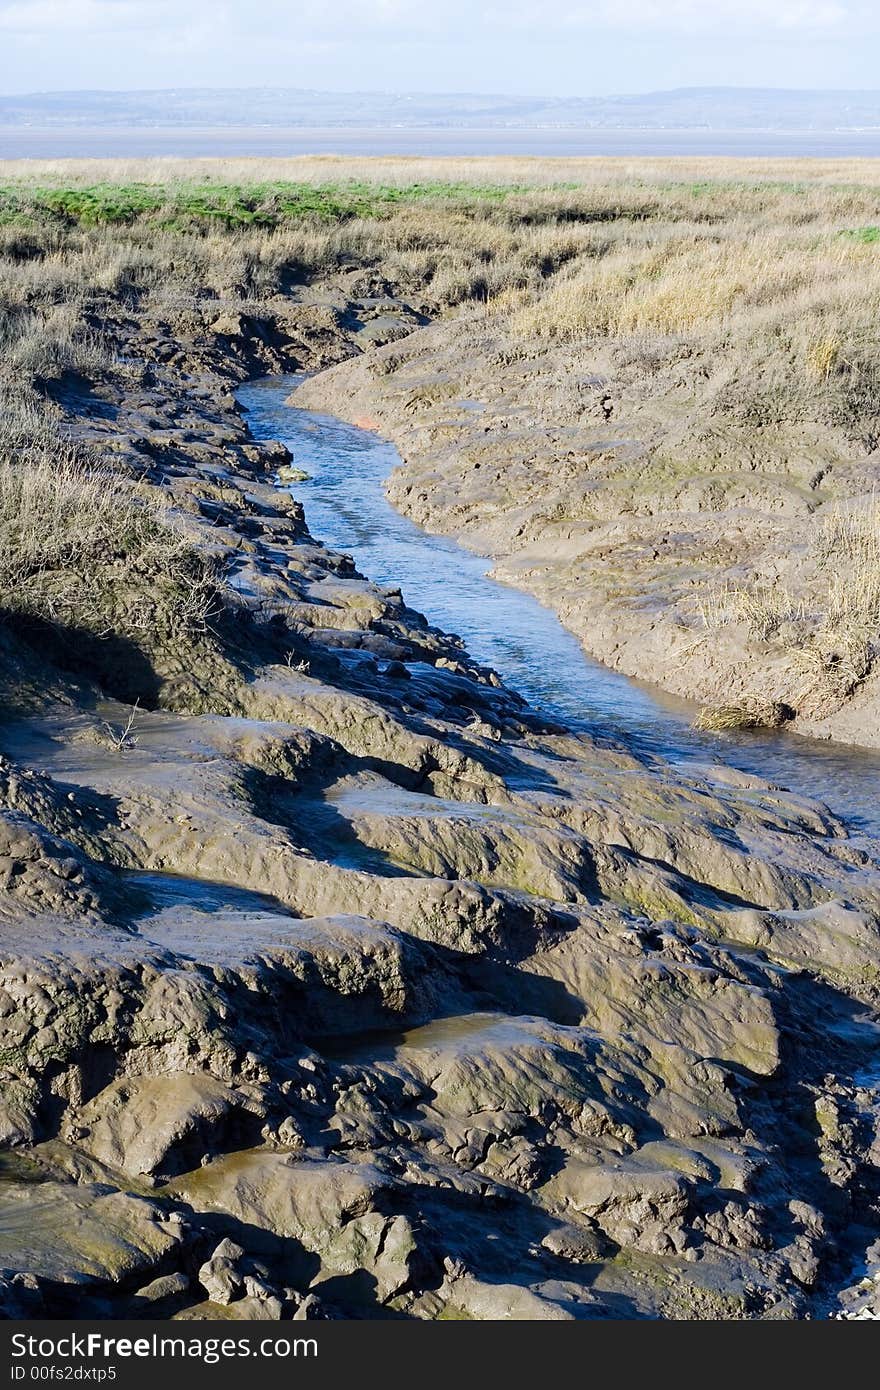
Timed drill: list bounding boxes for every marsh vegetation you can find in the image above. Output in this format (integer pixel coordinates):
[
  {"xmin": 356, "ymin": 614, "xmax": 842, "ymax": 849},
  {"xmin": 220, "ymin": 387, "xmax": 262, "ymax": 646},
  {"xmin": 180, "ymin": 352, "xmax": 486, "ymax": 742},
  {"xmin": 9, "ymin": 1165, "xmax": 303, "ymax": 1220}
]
[{"xmin": 2, "ymin": 155, "xmax": 880, "ymax": 733}]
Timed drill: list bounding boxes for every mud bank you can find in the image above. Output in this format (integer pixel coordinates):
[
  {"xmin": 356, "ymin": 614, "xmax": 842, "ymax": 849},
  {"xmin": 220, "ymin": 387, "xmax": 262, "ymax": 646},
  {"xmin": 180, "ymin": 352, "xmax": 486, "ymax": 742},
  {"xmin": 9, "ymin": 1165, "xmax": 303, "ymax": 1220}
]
[{"xmin": 0, "ymin": 274, "xmax": 879, "ymax": 1321}]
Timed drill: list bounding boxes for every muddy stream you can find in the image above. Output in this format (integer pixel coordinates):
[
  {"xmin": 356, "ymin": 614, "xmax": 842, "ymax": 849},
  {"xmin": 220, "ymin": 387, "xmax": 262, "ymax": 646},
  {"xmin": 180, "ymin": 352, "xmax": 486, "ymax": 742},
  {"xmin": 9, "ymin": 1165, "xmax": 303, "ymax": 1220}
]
[{"xmin": 240, "ymin": 375, "xmax": 880, "ymax": 838}]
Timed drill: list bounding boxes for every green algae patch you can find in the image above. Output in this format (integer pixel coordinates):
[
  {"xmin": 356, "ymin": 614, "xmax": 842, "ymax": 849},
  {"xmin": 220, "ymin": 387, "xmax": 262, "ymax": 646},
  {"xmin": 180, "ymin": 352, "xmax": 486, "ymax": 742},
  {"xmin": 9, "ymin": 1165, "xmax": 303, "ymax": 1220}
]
[
  {"xmin": 0, "ymin": 1149, "xmax": 47, "ymax": 1185},
  {"xmin": 0, "ymin": 180, "xmax": 558, "ymax": 232},
  {"xmin": 840, "ymin": 226, "xmax": 880, "ymax": 244},
  {"xmin": 614, "ymin": 885, "xmax": 704, "ymax": 930}
]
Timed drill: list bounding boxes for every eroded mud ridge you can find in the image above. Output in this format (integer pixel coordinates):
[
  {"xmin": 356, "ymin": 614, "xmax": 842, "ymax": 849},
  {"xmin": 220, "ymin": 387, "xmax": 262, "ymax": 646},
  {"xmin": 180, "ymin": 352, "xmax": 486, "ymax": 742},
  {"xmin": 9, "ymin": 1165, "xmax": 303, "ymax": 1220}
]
[{"xmin": 1, "ymin": 284, "xmax": 880, "ymax": 1321}]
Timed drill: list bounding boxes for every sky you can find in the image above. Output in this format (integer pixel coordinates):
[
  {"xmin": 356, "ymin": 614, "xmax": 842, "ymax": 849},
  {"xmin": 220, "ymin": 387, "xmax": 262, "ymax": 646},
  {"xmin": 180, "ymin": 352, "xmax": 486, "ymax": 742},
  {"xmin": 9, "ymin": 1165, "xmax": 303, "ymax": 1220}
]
[{"xmin": 0, "ymin": 1, "xmax": 879, "ymax": 97}]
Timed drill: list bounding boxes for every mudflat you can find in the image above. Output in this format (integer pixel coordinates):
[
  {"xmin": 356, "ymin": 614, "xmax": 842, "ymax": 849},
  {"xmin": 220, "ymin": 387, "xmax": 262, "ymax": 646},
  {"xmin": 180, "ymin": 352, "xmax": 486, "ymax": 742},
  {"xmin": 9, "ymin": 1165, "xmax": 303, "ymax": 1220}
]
[{"xmin": 0, "ymin": 160, "xmax": 878, "ymax": 1321}]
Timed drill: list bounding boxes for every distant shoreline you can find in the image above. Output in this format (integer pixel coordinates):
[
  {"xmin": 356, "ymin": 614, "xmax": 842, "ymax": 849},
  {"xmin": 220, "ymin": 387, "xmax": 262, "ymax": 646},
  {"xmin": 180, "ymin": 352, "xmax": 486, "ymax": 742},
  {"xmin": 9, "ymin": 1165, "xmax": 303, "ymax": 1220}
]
[{"xmin": 3, "ymin": 125, "xmax": 880, "ymax": 160}]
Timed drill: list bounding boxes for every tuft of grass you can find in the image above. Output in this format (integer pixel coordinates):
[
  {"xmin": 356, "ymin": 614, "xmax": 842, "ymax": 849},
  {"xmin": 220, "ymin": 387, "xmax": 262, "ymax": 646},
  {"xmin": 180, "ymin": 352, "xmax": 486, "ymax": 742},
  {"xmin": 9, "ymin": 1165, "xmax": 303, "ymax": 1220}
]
[
  {"xmin": 806, "ymin": 335, "xmax": 841, "ymax": 380},
  {"xmin": 696, "ymin": 582, "xmax": 807, "ymax": 641},
  {"xmin": 0, "ymin": 447, "xmax": 217, "ymax": 638},
  {"xmin": 694, "ymin": 699, "xmax": 793, "ymax": 732},
  {"xmin": 820, "ymin": 497, "xmax": 880, "ymax": 625}
]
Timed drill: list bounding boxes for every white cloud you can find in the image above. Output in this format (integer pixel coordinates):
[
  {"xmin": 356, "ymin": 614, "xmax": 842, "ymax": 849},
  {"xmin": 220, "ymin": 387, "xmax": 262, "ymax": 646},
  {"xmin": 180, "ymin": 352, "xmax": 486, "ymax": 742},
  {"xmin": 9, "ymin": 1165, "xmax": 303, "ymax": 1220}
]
[
  {"xmin": 0, "ymin": 0, "xmax": 866, "ymax": 37},
  {"xmin": 246, "ymin": 1, "xmax": 859, "ymax": 37},
  {"xmin": 0, "ymin": 1, "xmax": 176, "ymax": 33},
  {"xmin": 0, "ymin": 0, "xmax": 875, "ymax": 96}
]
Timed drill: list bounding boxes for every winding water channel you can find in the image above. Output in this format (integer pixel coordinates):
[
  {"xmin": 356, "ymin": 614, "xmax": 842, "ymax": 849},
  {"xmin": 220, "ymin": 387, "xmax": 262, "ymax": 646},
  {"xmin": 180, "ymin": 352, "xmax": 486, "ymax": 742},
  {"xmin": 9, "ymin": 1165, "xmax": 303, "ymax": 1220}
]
[{"xmin": 240, "ymin": 375, "xmax": 880, "ymax": 838}]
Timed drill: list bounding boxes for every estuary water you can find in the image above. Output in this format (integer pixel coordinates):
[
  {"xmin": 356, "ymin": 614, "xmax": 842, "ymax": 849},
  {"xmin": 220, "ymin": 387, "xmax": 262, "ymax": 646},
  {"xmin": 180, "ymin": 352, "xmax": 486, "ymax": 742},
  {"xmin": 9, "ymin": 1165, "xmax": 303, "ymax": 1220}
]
[{"xmin": 4, "ymin": 127, "xmax": 880, "ymax": 159}]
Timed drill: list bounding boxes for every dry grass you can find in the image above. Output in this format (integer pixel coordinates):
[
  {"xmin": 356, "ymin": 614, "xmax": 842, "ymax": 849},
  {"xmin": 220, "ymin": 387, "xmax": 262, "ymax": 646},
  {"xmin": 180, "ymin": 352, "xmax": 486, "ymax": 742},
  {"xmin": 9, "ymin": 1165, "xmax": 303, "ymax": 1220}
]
[
  {"xmin": 0, "ymin": 445, "xmax": 216, "ymax": 638},
  {"xmin": 694, "ymin": 699, "xmax": 793, "ymax": 732},
  {"xmin": 3, "ymin": 303, "xmax": 112, "ymax": 381},
  {"xmin": 821, "ymin": 498, "xmax": 880, "ymax": 626},
  {"xmin": 806, "ymin": 335, "xmax": 841, "ymax": 380},
  {"xmin": 4, "ymin": 154, "xmax": 880, "ymax": 189},
  {"xmin": 509, "ymin": 227, "xmax": 880, "ymax": 345},
  {"xmin": 0, "ymin": 196, "xmax": 221, "ymax": 648},
  {"xmin": 696, "ymin": 497, "xmax": 880, "ymax": 712},
  {"xmin": 696, "ymin": 581, "xmax": 807, "ymax": 641},
  {"xmin": 0, "ymin": 448, "xmax": 145, "ymax": 581}
]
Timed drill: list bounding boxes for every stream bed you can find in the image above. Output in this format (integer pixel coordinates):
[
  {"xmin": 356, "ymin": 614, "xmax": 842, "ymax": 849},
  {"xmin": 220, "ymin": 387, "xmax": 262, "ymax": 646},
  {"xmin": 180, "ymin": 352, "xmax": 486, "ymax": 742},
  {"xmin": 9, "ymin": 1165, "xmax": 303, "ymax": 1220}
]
[{"xmin": 240, "ymin": 375, "xmax": 880, "ymax": 837}]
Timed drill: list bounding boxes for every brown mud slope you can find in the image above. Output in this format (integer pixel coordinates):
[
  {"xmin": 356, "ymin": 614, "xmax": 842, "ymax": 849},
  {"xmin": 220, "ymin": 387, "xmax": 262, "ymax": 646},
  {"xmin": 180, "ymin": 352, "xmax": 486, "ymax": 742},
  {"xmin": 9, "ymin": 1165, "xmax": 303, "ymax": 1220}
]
[
  {"xmin": 294, "ymin": 301, "xmax": 880, "ymax": 749},
  {"xmin": 0, "ymin": 265, "xmax": 878, "ymax": 1320}
]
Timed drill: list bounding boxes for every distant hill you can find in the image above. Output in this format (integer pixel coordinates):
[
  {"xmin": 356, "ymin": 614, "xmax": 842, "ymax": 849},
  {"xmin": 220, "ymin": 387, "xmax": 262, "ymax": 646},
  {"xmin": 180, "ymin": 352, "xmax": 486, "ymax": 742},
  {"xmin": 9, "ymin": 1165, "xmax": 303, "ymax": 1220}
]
[{"xmin": 2, "ymin": 86, "xmax": 880, "ymax": 130}]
